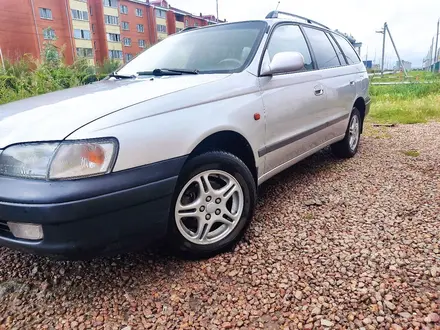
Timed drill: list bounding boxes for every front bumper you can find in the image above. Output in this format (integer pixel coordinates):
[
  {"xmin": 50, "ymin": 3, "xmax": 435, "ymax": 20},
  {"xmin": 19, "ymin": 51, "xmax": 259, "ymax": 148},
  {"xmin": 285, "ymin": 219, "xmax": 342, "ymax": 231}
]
[{"xmin": 0, "ymin": 156, "xmax": 187, "ymax": 259}]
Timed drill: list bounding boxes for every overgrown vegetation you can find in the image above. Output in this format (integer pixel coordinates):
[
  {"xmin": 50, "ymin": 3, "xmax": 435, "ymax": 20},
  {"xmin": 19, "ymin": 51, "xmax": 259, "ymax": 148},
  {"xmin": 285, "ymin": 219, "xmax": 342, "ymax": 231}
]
[
  {"xmin": 369, "ymin": 79, "xmax": 440, "ymax": 124},
  {"xmin": 0, "ymin": 43, "xmax": 121, "ymax": 105}
]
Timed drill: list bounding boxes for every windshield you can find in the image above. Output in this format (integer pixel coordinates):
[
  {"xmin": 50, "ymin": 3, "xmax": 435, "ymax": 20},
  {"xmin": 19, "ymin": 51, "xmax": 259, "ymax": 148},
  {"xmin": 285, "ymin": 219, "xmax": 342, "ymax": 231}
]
[{"xmin": 117, "ymin": 21, "xmax": 267, "ymax": 75}]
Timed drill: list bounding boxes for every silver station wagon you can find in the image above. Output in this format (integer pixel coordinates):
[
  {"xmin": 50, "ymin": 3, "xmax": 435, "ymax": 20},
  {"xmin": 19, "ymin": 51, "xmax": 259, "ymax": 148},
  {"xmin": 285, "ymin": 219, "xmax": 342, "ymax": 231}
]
[{"xmin": 0, "ymin": 11, "xmax": 370, "ymax": 259}]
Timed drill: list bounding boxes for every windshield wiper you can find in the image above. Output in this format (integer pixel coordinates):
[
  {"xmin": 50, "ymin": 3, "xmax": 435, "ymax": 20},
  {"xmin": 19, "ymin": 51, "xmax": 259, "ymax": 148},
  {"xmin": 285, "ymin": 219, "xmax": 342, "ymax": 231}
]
[
  {"xmin": 137, "ymin": 68, "xmax": 199, "ymax": 76},
  {"xmin": 108, "ymin": 72, "xmax": 136, "ymax": 79}
]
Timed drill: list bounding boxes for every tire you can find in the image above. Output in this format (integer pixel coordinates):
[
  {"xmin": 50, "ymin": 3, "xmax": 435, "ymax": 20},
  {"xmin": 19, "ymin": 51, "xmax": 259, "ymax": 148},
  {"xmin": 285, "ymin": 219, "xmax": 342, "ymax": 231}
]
[
  {"xmin": 331, "ymin": 107, "xmax": 362, "ymax": 158},
  {"xmin": 168, "ymin": 151, "xmax": 256, "ymax": 259}
]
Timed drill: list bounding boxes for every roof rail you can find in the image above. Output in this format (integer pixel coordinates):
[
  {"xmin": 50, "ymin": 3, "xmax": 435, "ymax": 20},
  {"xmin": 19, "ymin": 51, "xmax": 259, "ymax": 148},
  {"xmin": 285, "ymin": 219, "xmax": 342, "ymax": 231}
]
[{"xmin": 265, "ymin": 11, "xmax": 330, "ymax": 30}]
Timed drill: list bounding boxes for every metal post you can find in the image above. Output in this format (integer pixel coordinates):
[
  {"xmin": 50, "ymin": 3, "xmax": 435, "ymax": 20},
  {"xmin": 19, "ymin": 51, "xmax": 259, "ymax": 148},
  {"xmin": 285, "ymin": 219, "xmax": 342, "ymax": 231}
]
[
  {"xmin": 216, "ymin": 0, "xmax": 219, "ymax": 22},
  {"xmin": 381, "ymin": 23, "xmax": 386, "ymax": 77},
  {"xmin": 0, "ymin": 48, "xmax": 5, "ymax": 71},
  {"xmin": 435, "ymin": 19, "xmax": 439, "ymax": 73},
  {"xmin": 430, "ymin": 37, "xmax": 434, "ymax": 72},
  {"xmin": 386, "ymin": 24, "xmax": 408, "ymax": 77}
]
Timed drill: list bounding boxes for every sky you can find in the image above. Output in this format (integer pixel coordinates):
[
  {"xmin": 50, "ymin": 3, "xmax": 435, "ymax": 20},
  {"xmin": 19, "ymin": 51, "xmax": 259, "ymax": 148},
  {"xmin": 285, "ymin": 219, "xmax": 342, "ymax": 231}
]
[{"xmin": 168, "ymin": 0, "xmax": 440, "ymax": 68}]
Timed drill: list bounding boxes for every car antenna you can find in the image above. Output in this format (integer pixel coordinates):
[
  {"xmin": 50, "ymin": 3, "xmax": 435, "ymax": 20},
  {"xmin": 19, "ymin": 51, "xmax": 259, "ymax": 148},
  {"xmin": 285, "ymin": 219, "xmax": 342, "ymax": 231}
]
[{"xmin": 275, "ymin": 1, "xmax": 280, "ymax": 11}]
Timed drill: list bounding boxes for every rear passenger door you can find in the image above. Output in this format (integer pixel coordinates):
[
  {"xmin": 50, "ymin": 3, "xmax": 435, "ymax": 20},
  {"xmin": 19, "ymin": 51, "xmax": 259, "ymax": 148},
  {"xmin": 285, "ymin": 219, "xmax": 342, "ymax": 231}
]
[
  {"xmin": 259, "ymin": 24, "xmax": 328, "ymax": 175},
  {"xmin": 302, "ymin": 27, "xmax": 356, "ymax": 139}
]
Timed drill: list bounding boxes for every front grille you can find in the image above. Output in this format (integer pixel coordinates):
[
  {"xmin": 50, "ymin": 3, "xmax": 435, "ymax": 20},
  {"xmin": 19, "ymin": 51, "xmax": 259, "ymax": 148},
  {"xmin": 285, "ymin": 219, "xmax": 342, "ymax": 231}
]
[{"xmin": 0, "ymin": 220, "xmax": 11, "ymax": 236}]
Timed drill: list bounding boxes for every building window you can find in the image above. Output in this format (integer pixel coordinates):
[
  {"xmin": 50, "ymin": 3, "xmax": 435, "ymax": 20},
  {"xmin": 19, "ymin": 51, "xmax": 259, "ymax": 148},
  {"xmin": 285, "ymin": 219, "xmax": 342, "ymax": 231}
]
[
  {"xmin": 125, "ymin": 53, "xmax": 133, "ymax": 62},
  {"xmin": 107, "ymin": 33, "xmax": 121, "ymax": 42},
  {"xmin": 138, "ymin": 39, "xmax": 146, "ymax": 48},
  {"xmin": 194, "ymin": 22, "xmax": 199, "ymax": 27},
  {"xmin": 89, "ymin": 6, "xmax": 93, "ymax": 16},
  {"xmin": 135, "ymin": 8, "xmax": 143, "ymax": 17},
  {"xmin": 43, "ymin": 28, "xmax": 56, "ymax": 40},
  {"xmin": 155, "ymin": 9, "xmax": 166, "ymax": 18},
  {"xmin": 74, "ymin": 29, "xmax": 91, "ymax": 40},
  {"xmin": 103, "ymin": 0, "xmax": 117, "ymax": 8},
  {"xmin": 104, "ymin": 15, "xmax": 119, "ymax": 25},
  {"xmin": 109, "ymin": 50, "xmax": 123, "ymax": 59},
  {"xmin": 157, "ymin": 24, "xmax": 166, "ymax": 33},
  {"xmin": 120, "ymin": 5, "xmax": 128, "ymax": 14},
  {"xmin": 71, "ymin": 9, "xmax": 89, "ymax": 21},
  {"xmin": 137, "ymin": 24, "xmax": 144, "ymax": 33},
  {"xmin": 77, "ymin": 48, "xmax": 93, "ymax": 58},
  {"xmin": 122, "ymin": 22, "xmax": 129, "ymax": 30},
  {"xmin": 39, "ymin": 8, "xmax": 52, "ymax": 20},
  {"xmin": 185, "ymin": 19, "xmax": 188, "ymax": 27},
  {"xmin": 92, "ymin": 24, "xmax": 95, "ymax": 33},
  {"xmin": 124, "ymin": 38, "xmax": 131, "ymax": 46},
  {"xmin": 94, "ymin": 41, "xmax": 97, "ymax": 49}
]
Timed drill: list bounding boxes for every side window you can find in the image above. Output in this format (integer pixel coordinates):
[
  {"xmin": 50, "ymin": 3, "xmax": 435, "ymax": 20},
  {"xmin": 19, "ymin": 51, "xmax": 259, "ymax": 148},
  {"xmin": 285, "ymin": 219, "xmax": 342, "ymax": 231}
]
[
  {"xmin": 326, "ymin": 32, "xmax": 346, "ymax": 65},
  {"xmin": 332, "ymin": 33, "xmax": 361, "ymax": 65},
  {"xmin": 267, "ymin": 25, "xmax": 314, "ymax": 71},
  {"xmin": 303, "ymin": 27, "xmax": 340, "ymax": 69}
]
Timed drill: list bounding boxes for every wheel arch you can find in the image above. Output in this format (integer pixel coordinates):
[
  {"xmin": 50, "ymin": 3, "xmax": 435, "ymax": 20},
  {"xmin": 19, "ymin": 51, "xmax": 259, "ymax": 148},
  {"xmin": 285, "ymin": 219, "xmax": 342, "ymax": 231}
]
[
  {"xmin": 186, "ymin": 130, "xmax": 258, "ymax": 184},
  {"xmin": 353, "ymin": 97, "xmax": 366, "ymax": 133}
]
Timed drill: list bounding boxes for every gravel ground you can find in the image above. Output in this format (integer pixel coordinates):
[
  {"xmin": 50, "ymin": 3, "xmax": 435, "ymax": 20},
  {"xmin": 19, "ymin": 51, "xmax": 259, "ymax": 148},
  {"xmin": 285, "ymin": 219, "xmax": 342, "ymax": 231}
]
[{"xmin": 1, "ymin": 122, "xmax": 439, "ymax": 330}]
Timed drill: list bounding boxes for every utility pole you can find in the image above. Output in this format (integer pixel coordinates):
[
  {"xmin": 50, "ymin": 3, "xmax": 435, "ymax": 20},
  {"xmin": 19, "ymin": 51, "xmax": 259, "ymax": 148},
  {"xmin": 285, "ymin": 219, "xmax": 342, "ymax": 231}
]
[
  {"xmin": 386, "ymin": 24, "xmax": 408, "ymax": 77},
  {"xmin": 376, "ymin": 23, "xmax": 386, "ymax": 76},
  {"xmin": 430, "ymin": 37, "xmax": 434, "ymax": 71},
  {"xmin": 434, "ymin": 18, "xmax": 439, "ymax": 72},
  {"xmin": 216, "ymin": 0, "xmax": 219, "ymax": 22}
]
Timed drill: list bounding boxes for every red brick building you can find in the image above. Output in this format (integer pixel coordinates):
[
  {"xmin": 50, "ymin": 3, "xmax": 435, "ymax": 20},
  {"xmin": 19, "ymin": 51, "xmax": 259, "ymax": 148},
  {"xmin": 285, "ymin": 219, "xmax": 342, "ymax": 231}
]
[{"xmin": 0, "ymin": 0, "xmax": 223, "ymax": 66}]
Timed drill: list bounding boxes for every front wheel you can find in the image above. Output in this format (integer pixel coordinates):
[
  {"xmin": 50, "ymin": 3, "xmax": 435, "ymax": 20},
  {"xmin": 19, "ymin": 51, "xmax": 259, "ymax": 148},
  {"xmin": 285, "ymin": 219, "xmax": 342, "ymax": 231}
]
[
  {"xmin": 168, "ymin": 151, "xmax": 256, "ymax": 258},
  {"xmin": 331, "ymin": 108, "xmax": 362, "ymax": 158}
]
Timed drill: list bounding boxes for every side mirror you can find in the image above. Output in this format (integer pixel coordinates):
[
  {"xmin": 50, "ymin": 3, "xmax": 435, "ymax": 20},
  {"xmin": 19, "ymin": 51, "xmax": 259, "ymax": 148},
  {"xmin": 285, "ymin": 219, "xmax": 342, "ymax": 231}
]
[{"xmin": 260, "ymin": 51, "xmax": 305, "ymax": 76}]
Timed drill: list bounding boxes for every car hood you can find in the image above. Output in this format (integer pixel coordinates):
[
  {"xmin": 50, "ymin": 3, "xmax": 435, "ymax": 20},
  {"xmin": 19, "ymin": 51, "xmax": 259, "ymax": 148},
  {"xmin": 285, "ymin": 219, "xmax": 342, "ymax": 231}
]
[{"xmin": 0, "ymin": 74, "xmax": 228, "ymax": 148}]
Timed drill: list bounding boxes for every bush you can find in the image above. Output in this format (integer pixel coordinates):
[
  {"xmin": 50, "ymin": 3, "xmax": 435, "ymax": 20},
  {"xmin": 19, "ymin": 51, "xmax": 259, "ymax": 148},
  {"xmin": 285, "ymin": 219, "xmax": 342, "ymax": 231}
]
[{"xmin": 0, "ymin": 43, "xmax": 121, "ymax": 105}]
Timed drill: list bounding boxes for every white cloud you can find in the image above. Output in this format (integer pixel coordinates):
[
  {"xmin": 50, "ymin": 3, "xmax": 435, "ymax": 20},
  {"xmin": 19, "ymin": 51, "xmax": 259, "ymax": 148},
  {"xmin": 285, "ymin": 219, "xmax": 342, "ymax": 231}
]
[{"xmin": 168, "ymin": 0, "xmax": 440, "ymax": 67}]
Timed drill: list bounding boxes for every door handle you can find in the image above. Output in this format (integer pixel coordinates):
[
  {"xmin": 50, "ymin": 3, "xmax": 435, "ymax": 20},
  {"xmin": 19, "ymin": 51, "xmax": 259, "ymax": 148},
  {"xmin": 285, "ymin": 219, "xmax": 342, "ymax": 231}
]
[
  {"xmin": 314, "ymin": 88, "xmax": 324, "ymax": 96},
  {"xmin": 350, "ymin": 81, "xmax": 355, "ymax": 86}
]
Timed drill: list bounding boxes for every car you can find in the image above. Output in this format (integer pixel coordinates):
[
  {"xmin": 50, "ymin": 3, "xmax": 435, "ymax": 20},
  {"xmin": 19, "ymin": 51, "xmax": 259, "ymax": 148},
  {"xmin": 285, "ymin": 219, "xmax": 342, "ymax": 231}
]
[{"xmin": 0, "ymin": 11, "xmax": 370, "ymax": 259}]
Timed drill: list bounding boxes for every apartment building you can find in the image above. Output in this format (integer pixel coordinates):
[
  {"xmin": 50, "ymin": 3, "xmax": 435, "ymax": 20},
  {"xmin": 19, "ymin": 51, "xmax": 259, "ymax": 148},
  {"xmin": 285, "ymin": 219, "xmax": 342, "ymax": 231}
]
[{"xmin": 0, "ymin": 0, "xmax": 222, "ymax": 66}]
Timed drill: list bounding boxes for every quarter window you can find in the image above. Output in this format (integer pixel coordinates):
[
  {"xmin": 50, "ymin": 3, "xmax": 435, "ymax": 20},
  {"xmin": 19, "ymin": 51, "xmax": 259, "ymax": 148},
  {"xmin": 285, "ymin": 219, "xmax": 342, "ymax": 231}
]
[
  {"xmin": 326, "ymin": 32, "xmax": 346, "ymax": 64},
  {"xmin": 267, "ymin": 25, "xmax": 313, "ymax": 71},
  {"xmin": 332, "ymin": 33, "xmax": 361, "ymax": 65},
  {"xmin": 303, "ymin": 27, "xmax": 340, "ymax": 69}
]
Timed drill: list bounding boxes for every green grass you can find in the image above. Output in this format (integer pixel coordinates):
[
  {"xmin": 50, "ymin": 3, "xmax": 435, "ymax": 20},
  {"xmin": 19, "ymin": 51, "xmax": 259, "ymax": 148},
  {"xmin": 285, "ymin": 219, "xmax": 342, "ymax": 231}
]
[
  {"xmin": 368, "ymin": 82, "xmax": 440, "ymax": 124},
  {"xmin": 370, "ymin": 70, "xmax": 440, "ymax": 83},
  {"xmin": 400, "ymin": 150, "xmax": 420, "ymax": 157}
]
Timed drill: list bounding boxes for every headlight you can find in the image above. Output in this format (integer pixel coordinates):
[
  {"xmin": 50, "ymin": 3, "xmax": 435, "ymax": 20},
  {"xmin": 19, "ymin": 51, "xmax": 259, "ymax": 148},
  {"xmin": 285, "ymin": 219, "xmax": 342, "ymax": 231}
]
[{"xmin": 0, "ymin": 138, "xmax": 118, "ymax": 180}]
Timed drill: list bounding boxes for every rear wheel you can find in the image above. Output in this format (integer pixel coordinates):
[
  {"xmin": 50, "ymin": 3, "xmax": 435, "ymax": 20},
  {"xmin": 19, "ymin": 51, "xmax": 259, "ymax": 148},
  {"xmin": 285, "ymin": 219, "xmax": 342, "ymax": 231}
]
[
  {"xmin": 331, "ymin": 108, "xmax": 361, "ymax": 158},
  {"xmin": 168, "ymin": 151, "xmax": 256, "ymax": 258}
]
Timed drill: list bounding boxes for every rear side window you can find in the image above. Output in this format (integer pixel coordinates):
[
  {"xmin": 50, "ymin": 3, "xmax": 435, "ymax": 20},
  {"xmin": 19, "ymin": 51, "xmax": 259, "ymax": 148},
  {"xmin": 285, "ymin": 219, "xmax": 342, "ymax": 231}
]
[
  {"xmin": 303, "ymin": 27, "xmax": 340, "ymax": 69},
  {"xmin": 326, "ymin": 32, "xmax": 346, "ymax": 65},
  {"xmin": 332, "ymin": 33, "xmax": 361, "ymax": 65},
  {"xmin": 267, "ymin": 24, "xmax": 314, "ymax": 71}
]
